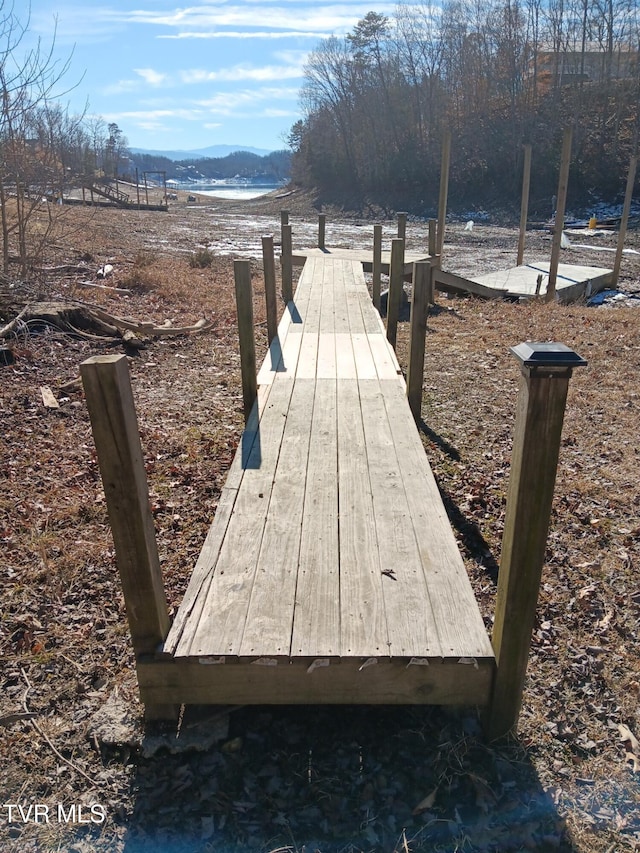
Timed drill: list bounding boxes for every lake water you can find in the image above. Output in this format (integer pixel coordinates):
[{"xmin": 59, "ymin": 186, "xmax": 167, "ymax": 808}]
[{"xmin": 173, "ymin": 182, "xmax": 283, "ymax": 200}]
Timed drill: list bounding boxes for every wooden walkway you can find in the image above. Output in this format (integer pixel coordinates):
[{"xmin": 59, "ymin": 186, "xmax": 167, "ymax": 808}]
[
  {"xmin": 81, "ymin": 239, "xmax": 586, "ymax": 735},
  {"xmin": 134, "ymin": 256, "xmax": 495, "ymax": 706},
  {"xmin": 293, "ymin": 247, "xmax": 431, "ymax": 276}
]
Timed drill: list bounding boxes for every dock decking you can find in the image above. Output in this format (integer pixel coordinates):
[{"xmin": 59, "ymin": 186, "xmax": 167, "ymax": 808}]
[
  {"xmin": 293, "ymin": 247, "xmax": 431, "ymax": 276},
  {"xmin": 136, "ymin": 255, "xmax": 495, "ymax": 706},
  {"xmin": 80, "ymin": 233, "xmax": 585, "ymax": 735}
]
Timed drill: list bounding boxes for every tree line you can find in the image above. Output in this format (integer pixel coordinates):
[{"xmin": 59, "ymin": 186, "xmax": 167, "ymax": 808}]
[
  {"xmin": 0, "ymin": 6, "xmax": 132, "ymax": 278},
  {"xmin": 289, "ymin": 2, "xmax": 640, "ymax": 215},
  {"xmin": 129, "ymin": 149, "xmax": 291, "ymax": 184}
]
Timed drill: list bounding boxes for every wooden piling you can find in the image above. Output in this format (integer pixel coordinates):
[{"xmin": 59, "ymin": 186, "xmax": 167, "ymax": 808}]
[
  {"xmin": 318, "ymin": 214, "xmax": 326, "ymax": 249},
  {"xmin": 372, "ymin": 224, "xmax": 382, "ymax": 310},
  {"xmin": 397, "ymin": 212, "xmax": 407, "ymax": 243},
  {"xmin": 386, "ymin": 238, "xmax": 404, "ymax": 350},
  {"xmin": 547, "ymin": 127, "xmax": 572, "ymax": 302},
  {"xmin": 281, "ymin": 223, "xmax": 293, "ymax": 303},
  {"xmin": 234, "ymin": 259, "xmax": 258, "ymax": 423},
  {"xmin": 406, "ymin": 261, "xmax": 433, "ymax": 421},
  {"xmin": 612, "ymin": 155, "xmax": 638, "ymax": 286},
  {"xmin": 280, "ymin": 209, "xmax": 289, "ymax": 228},
  {"xmin": 517, "ymin": 144, "xmax": 532, "ymax": 266},
  {"xmin": 485, "ymin": 342, "xmax": 586, "ymax": 739},
  {"xmin": 428, "ymin": 219, "xmax": 437, "ymax": 258},
  {"xmin": 261, "ymin": 235, "xmax": 278, "ymax": 344},
  {"xmin": 80, "ymin": 356, "xmax": 171, "ymax": 658},
  {"xmin": 437, "ymin": 130, "xmax": 451, "ymax": 257}
]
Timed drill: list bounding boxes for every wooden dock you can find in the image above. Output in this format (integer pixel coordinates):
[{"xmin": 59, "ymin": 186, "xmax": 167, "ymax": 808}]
[
  {"xmin": 145, "ymin": 255, "xmax": 495, "ymax": 705},
  {"xmin": 81, "ymin": 236, "xmax": 586, "ymax": 738}
]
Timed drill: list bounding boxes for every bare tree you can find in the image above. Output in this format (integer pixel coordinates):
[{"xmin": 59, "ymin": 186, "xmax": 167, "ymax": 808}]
[{"xmin": 0, "ymin": 4, "xmax": 81, "ymax": 277}]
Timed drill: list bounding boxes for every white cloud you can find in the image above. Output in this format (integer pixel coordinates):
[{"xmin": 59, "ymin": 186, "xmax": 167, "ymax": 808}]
[
  {"xmin": 135, "ymin": 68, "xmax": 167, "ymax": 86},
  {"xmin": 104, "ymin": 108, "xmax": 206, "ymax": 130},
  {"xmin": 180, "ymin": 63, "xmax": 304, "ymax": 84},
  {"xmin": 260, "ymin": 107, "xmax": 298, "ymax": 117},
  {"xmin": 160, "ymin": 30, "xmax": 329, "ymax": 40},
  {"xmin": 104, "ymin": 3, "xmax": 397, "ymax": 35},
  {"xmin": 196, "ymin": 86, "xmax": 299, "ymax": 115}
]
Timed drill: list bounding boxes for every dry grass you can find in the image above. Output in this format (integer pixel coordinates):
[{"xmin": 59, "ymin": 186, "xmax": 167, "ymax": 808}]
[{"xmin": 1, "ymin": 202, "xmax": 639, "ymax": 852}]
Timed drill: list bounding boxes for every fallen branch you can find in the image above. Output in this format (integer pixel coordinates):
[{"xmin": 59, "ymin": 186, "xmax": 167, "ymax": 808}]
[
  {"xmin": 0, "ymin": 306, "xmax": 28, "ymax": 338},
  {"xmin": 0, "ymin": 300, "xmax": 213, "ymax": 342}
]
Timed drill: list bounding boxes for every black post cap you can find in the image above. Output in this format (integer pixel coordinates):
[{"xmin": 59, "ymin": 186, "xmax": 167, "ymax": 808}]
[{"xmin": 510, "ymin": 342, "xmax": 587, "ymax": 369}]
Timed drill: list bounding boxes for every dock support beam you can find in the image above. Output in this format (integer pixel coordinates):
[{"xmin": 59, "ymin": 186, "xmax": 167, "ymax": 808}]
[
  {"xmin": 397, "ymin": 212, "xmax": 407, "ymax": 243},
  {"xmin": 437, "ymin": 131, "xmax": 451, "ymax": 257},
  {"xmin": 486, "ymin": 342, "xmax": 586, "ymax": 740},
  {"xmin": 386, "ymin": 237, "xmax": 404, "ymax": 350},
  {"xmin": 261, "ymin": 235, "xmax": 278, "ymax": 344},
  {"xmin": 612, "ymin": 155, "xmax": 637, "ymax": 286},
  {"xmin": 406, "ymin": 261, "xmax": 433, "ymax": 421},
  {"xmin": 234, "ymin": 259, "xmax": 258, "ymax": 423},
  {"xmin": 281, "ymin": 223, "xmax": 293, "ymax": 303},
  {"xmin": 318, "ymin": 214, "xmax": 326, "ymax": 249},
  {"xmin": 80, "ymin": 355, "xmax": 176, "ymax": 720},
  {"xmin": 547, "ymin": 127, "xmax": 572, "ymax": 302},
  {"xmin": 372, "ymin": 224, "xmax": 382, "ymax": 311},
  {"xmin": 517, "ymin": 144, "xmax": 532, "ymax": 266}
]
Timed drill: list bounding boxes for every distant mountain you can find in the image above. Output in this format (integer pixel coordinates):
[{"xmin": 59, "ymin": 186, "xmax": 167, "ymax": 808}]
[{"xmin": 129, "ymin": 144, "xmax": 274, "ymax": 161}]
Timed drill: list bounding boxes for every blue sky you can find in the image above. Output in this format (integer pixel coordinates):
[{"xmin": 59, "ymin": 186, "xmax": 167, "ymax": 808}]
[{"xmin": 25, "ymin": 1, "xmax": 402, "ymax": 153}]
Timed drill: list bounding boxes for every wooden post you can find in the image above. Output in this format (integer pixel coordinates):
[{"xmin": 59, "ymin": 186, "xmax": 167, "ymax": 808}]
[
  {"xmin": 612, "ymin": 155, "xmax": 637, "ymax": 286},
  {"xmin": 428, "ymin": 218, "xmax": 437, "ymax": 258},
  {"xmin": 517, "ymin": 144, "xmax": 532, "ymax": 266},
  {"xmin": 486, "ymin": 342, "xmax": 586, "ymax": 740},
  {"xmin": 280, "ymin": 209, "xmax": 289, "ymax": 229},
  {"xmin": 386, "ymin": 237, "xmax": 404, "ymax": 350},
  {"xmin": 406, "ymin": 261, "xmax": 433, "ymax": 421},
  {"xmin": 318, "ymin": 214, "xmax": 326, "ymax": 249},
  {"xmin": 261, "ymin": 235, "xmax": 278, "ymax": 345},
  {"xmin": 80, "ymin": 355, "xmax": 171, "ymax": 659},
  {"xmin": 234, "ymin": 259, "xmax": 258, "ymax": 423},
  {"xmin": 547, "ymin": 127, "xmax": 572, "ymax": 302},
  {"xmin": 372, "ymin": 224, "xmax": 382, "ymax": 310},
  {"xmin": 281, "ymin": 223, "xmax": 293, "ymax": 303},
  {"xmin": 437, "ymin": 130, "xmax": 451, "ymax": 257},
  {"xmin": 397, "ymin": 212, "xmax": 407, "ymax": 243}
]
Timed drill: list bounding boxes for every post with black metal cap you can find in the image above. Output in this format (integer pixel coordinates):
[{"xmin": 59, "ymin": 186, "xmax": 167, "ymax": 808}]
[{"xmin": 485, "ymin": 342, "xmax": 587, "ymax": 740}]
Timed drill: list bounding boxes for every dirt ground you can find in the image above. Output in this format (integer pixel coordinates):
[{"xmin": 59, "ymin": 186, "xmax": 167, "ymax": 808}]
[{"xmin": 1, "ymin": 191, "xmax": 640, "ymax": 852}]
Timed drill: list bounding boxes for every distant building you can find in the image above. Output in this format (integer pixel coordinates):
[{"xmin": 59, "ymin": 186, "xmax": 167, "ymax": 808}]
[{"xmin": 533, "ymin": 45, "xmax": 638, "ymax": 87}]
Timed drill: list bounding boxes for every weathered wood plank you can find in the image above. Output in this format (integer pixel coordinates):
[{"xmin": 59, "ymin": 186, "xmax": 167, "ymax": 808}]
[
  {"xmin": 296, "ymin": 332, "xmax": 319, "ymax": 379},
  {"xmin": 291, "ymin": 378, "xmax": 340, "ymax": 656},
  {"xmin": 336, "ymin": 377, "xmax": 389, "ymax": 657},
  {"xmin": 358, "ymin": 379, "xmax": 440, "ymax": 657},
  {"xmin": 239, "ymin": 379, "xmax": 315, "ymax": 656},
  {"xmin": 367, "ymin": 334, "xmax": 401, "ymax": 380},
  {"xmin": 332, "ymin": 260, "xmax": 351, "ymax": 334},
  {"xmin": 334, "ymin": 332, "xmax": 357, "ymax": 379},
  {"xmin": 379, "ymin": 380, "xmax": 494, "ymax": 659},
  {"xmin": 81, "ymin": 355, "xmax": 170, "ymax": 658},
  {"xmin": 139, "ymin": 657, "xmax": 494, "ymax": 706},
  {"xmin": 166, "ymin": 485, "xmax": 238, "ymax": 655},
  {"xmin": 183, "ymin": 376, "xmax": 297, "ymax": 656}
]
